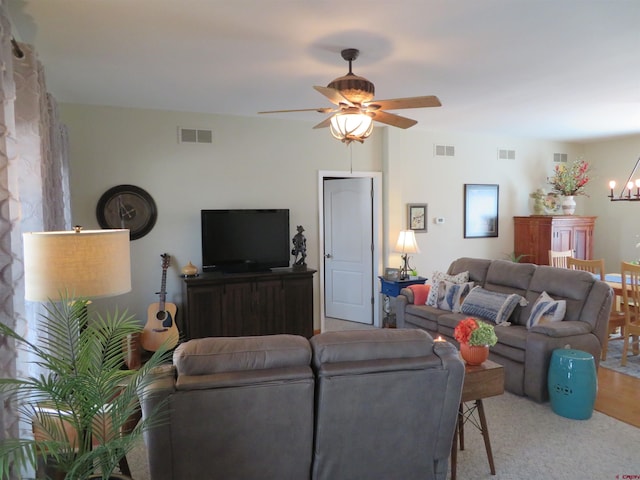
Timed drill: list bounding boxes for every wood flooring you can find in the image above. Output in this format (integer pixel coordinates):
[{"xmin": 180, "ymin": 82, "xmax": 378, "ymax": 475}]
[{"xmin": 595, "ymin": 366, "xmax": 640, "ymax": 428}]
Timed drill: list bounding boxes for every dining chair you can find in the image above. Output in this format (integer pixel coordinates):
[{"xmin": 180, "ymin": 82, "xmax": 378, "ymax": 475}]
[
  {"xmin": 548, "ymin": 249, "xmax": 573, "ymax": 268},
  {"xmin": 567, "ymin": 257, "xmax": 624, "ymax": 360},
  {"xmin": 566, "ymin": 257, "xmax": 604, "ymax": 279},
  {"xmin": 620, "ymin": 261, "xmax": 640, "ymax": 366}
]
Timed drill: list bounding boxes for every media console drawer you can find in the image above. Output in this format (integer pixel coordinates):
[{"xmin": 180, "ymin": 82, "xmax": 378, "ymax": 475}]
[{"xmin": 182, "ymin": 268, "xmax": 315, "ymax": 340}]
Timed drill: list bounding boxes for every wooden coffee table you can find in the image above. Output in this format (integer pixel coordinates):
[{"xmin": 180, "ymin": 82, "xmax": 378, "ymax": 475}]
[{"xmin": 450, "ymin": 358, "xmax": 505, "ymax": 480}]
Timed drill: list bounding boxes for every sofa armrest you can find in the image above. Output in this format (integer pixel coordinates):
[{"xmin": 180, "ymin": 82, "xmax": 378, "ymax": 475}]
[
  {"xmin": 399, "ymin": 287, "xmax": 415, "ymax": 304},
  {"xmin": 529, "ymin": 320, "xmax": 592, "ymax": 337},
  {"xmin": 138, "ymin": 365, "xmax": 176, "ymax": 480},
  {"xmin": 396, "ymin": 293, "xmax": 409, "ymax": 328},
  {"xmin": 431, "ymin": 341, "xmax": 464, "ymax": 470}
]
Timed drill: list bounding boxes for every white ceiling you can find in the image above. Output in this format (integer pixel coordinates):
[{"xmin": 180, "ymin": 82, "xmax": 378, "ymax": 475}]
[{"xmin": 8, "ymin": 0, "xmax": 640, "ymax": 142}]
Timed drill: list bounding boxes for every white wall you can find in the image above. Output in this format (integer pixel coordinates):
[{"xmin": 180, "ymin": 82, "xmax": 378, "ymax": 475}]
[
  {"xmin": 582, "ymin": 135, "xmax": 640, "ymax": 271},
  {"xmin": 63, "ymin": 102, "xmax": 628, "ymax": 330},
  {"xmin": 61, "ymin": 104, "xmax": 382, "ymax": 329},
  {"xmin": 384, "ymin": 127, "xmax": 583, "ymax": 278}
]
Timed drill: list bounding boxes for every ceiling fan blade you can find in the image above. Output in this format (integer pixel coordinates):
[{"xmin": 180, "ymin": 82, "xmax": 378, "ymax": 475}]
[
  {"xmin": 366, "ymin": 95, "xmax": 441, "ymax": 111},
  {"xmin": 313, "ymin": 86, "xmax": 355, "ymax": 107},
  {"xmin": 258, "ymin": 107, "xmax": 334, "ymax": 114},
  {"xmin": 312, "ymin": 116, "xmax": 333, "ymax": 129},
  {"xmin": 371, "ymin": 111, "xmax": 418, "ymax": 129}
]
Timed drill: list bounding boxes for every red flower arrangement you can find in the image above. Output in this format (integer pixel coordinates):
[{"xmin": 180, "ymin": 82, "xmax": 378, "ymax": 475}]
[
  {"xmin": 454, "ymin": 317, "xmax": 478, "ymax": 344},
  {"xmin": 454, "ymin": 317, "xmax": 498, "ymax": 346},
  {"xmin": 548, "ymin": 159, "xmax": 591, "ymax": 197}
]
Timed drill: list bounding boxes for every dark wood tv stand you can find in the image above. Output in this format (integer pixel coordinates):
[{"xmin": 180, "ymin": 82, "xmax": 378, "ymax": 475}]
[{"xmin": 182, "ymin": 268, "xmax": 316, "ymax": 340}]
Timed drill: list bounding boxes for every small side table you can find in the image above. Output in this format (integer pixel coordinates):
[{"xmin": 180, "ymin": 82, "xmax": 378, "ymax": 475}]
[
  {"xmin": 378, "ymin": 276, "xmax": 426, "ymax": 327},
  {"xmin": 548, "ymin": 348, "xmax": 597, "ymax": 420},
  {"xmin": 451, "ymin": 359, "xmax": 505, "ymax": 480}
]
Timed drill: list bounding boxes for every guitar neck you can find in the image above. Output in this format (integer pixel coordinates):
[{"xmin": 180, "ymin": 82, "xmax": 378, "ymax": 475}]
[{"xmin": 159, "ymin": 269, "xmax": 167, "ymax": 310}]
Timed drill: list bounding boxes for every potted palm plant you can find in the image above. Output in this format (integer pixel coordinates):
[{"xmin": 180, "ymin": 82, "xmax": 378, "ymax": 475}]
[{"xmin": 0, "ymin": 297, "xmax": 172, "ymax": 480}]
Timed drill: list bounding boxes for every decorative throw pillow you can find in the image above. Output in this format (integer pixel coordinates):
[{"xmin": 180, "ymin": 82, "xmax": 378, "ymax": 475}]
[
  {"xmin": 426, "ymin": 271, "xmax": 470, "ymax": 307},
  {"xmin": 407, "ymin": 283, "xmax": 430, "ymax": 305},
  {"xmin": 526, "ymin": 291, "xmax": 567, "ymax": 329},
  {"xmin": 460, "ymin": 286, "xmax": 527, "ymax": 324},
  {"xmin": 435, "ymin": 280, "xmax": 474, "ymax": 312}
]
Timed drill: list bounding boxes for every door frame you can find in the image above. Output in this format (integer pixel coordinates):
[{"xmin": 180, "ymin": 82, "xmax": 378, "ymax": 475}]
[{"xmin": 318, "ymin": 170, "xmax": 383, "ymax": 332}]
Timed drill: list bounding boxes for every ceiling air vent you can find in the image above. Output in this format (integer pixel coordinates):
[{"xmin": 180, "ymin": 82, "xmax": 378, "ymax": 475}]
[
  {"xmin": 434, "ymin": 144, "xmax": 455, "ymax": 157},
  {"xmin": 498, "ymin": 149, "xmax": 516, "ymax": 160},
  {"xmin": 554, "ymin": 153, "xmax": 568, "ymax": 163},
  {"xmin": 178, "ymin": 127, "xmax": 213, "ymax": 144}
]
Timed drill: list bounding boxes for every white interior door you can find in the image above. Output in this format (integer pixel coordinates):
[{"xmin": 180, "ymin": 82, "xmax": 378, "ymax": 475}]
[{"xmin": 323, "ymin": 177, "xmax": 373, "ymax": 324}]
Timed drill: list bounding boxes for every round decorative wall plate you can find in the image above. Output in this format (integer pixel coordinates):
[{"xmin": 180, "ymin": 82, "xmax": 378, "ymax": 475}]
[{"xmin": 96, "ymin": 184, "xmax": 157, "ymax": 240}]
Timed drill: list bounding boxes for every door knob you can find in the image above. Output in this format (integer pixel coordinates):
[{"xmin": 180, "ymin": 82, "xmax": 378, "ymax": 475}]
[{"xmin": 325, "ymin": 254, "xmax": 332, "ymax": 259}]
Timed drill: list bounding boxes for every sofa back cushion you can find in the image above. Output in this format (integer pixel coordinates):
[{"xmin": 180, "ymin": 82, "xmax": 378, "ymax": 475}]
[
  {"xmin": 310, "ymin": 329, "xmax": 464, "ymax": 480},
  {"xmin": 526, "ymin": 266, "xmax": 595, "ymax": 325},
  {"xmin": 484, "ymin": 260, "xmax": 536, "ymax": 325},
  {"xmin": 173, "ymin": 334, "xmax": 312, "ymax": 376},
  {"xmin": 448, "ymin": 257, "xmax": 491, "ymax": 284}
]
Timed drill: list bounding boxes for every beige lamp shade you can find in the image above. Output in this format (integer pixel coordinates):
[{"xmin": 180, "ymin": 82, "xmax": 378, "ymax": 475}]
[
  {"xmin": 394, "ymin": 230, "xmax": 420, "ymax": 254},
  {"xmin": 23, "ymin": 229, "xmax": 131, "ymax": 302}
]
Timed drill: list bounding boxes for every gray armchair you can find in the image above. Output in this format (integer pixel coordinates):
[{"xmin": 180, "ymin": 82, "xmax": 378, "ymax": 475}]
[
  {"xmin": 139, "ymin": 334, "xmax": 314, "ymax": 480},
  {"xmin": 310, "ymin": 329, "xmax": 464, "ymax": 480}
]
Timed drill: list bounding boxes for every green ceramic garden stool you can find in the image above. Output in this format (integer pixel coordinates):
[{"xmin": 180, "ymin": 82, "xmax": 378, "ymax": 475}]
[{"xmin": 547, "ymin": 348, "xmax": 597, "ymax": 420}]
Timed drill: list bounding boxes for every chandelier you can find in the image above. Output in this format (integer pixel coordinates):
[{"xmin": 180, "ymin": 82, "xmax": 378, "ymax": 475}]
[{"xmin": 608, "ymin": 156, "xmax": 640, "ymax": 201}]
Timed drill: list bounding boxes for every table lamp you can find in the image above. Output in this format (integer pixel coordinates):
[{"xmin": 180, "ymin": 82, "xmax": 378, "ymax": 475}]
[
  {"xmin": 394, "ymin": 230, "xmax": 420, "ymax": 280},
  {"xmin": 23, "ymin": 227, "xmax": 131, "ymax": 302}
]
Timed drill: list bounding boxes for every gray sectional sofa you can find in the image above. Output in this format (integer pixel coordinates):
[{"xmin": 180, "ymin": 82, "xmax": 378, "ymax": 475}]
[
  {"xmin": 139, "ymin": 329, "xmax": 464, "ymax": 480},
  {"xmin": 396, "ymin": 257, "xmax": 614, "ymax": 402}
]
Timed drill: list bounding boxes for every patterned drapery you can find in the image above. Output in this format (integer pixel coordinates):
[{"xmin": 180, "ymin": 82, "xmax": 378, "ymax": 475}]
[{"xmin": 0, "ymin": 0, "xmax": 70, "ymax": 475}]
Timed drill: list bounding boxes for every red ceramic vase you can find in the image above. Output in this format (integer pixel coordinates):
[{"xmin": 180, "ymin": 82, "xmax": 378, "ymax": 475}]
[{"xmin": 459, "ymin": 343, "xmax": 489, "ymax": 366}]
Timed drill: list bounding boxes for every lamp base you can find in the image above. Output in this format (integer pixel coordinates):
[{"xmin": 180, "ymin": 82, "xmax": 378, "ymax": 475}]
[{"xmin": 399, "ymin": 254, "xmax": 409, "ymax": 280}]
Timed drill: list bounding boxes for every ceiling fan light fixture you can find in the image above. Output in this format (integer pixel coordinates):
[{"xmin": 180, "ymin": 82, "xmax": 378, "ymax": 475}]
[{"xmin": 330, "ymin": 111, "xmax": 373, "ymax": 145}]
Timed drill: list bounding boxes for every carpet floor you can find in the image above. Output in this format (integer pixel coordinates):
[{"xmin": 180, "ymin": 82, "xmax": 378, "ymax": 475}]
[
  {"xmin": 600, "ymin": 337, "xmax": 640, "ymax": 379},
  {"xmin": 126, "ymin": 391, "xmax": 640, "ymax": 480}
]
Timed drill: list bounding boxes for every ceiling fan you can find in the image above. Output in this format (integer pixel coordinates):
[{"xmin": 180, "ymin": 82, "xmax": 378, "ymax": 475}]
[{"xmin": 258, "ymin": 48, "xmax": 442, "ymax": 144}]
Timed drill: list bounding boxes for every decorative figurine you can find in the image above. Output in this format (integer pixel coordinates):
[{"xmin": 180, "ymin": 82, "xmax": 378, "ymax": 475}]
[
  {"xmin": 291, "ymin": 225, "xmax": 307, "ymax": 270},
  {"xmin": 181, "ymin": 261, "xmax": 199, "ymax": 277},
  {"xmin": 530, "ymin": 188, "xmax": 546, "ymax": 215}
]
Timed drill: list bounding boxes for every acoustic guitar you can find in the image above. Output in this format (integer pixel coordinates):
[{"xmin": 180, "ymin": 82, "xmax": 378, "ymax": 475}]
[{"xmin": 142, "ymin": 253, "xmax": 179, "ymax": 351}]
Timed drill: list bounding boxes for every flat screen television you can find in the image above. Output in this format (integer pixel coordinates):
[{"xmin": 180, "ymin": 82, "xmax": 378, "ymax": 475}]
[{"xmin": 201, "ymin": 209, "xmax": 290, "ymax": 273}]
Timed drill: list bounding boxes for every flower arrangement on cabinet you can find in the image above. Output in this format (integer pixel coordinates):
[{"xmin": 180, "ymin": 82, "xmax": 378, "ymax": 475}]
[
  {"xmin": 454, "ymin": 317, "xmax": 498, "ymax": 347},
  {"xmin": 547, "ymin": 159, "xmax": 591, "ymax": 196}
]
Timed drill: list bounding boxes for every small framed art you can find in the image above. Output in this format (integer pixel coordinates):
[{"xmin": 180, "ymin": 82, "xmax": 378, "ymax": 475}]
[
  {"xmin": 384, "ymin": 267, "xmax": 400, "ymax": 281},
  {"xmin": 464, "ymin": 184, "xmax": 499, "ymax": 238},
  {"xmin": 407, "ymin": 204, "xmax": 427, "ymax": 232}
]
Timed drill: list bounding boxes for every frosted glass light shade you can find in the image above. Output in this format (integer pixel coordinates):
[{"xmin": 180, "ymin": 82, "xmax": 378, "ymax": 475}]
[
  {"xmin": 394, "ymin": 230, "xmax": 420, "ymax": 254},
  {"xmin": 23, "ymin": 229, "xmax": 131, "ymax": 301},
  {"xmin": 330, "ymin": 112, "xmax": 374, "ymax": 144}
]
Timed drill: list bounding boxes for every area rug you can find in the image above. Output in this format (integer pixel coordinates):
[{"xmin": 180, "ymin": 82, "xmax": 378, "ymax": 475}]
[
  {"xmin": 126, "ymin": 392, "xmax": 640, "ymax": 480},
  {"xmin": 600, "ymin": 337, "xmax": 640, "ymax": 379}
]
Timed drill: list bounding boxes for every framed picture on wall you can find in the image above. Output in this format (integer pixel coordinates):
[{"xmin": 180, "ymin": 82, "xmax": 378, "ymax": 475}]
[
  {"xmin": 407, "ymin": 204, "xmax": 427, "ymax": 232},
  {"xmin": 464, "ymin": 184, "xmax": 499, "ymax": 238}
]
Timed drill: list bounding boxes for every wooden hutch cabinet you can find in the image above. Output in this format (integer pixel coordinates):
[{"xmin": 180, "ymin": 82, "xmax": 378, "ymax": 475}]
[
  {"xmin": 513, "ymin": 216, "xmax": 596, "ymax": 265},
  {"xmin": 182, "ymin": 268, "xmax": 315, "ymax": 340}
]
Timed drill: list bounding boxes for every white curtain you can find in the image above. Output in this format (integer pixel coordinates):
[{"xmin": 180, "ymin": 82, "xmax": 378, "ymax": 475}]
[{"xmin": 0, "ymin": 1, "xmax": 70, "ymax": 474}]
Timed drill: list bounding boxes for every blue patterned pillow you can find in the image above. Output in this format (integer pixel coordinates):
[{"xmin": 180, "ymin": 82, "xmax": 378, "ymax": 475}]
[
  {"xmin": 526, "ymin": 291, "xmax": 566, "ymax": 329},
  {"xmin": 435, "ymin": 280, "xmax": 474, "ymax": 312},
  {"xmin": 460, "ymin": 286, "xmax": 527, "ymax": 324},
  {"xmin": 426, "ymin": 271, "xmax": 470, "ymax": 307}
]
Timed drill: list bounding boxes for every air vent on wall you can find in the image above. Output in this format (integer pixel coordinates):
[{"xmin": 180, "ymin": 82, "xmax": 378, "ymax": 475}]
[
  {"xmin": 554, "ymin": 153, "xmax": 568, "ymax": 163},
  {"xmin": 498, "ymin": 149, "xmax": 516, "ymax": 160},
  {"xmin": 434, "ymin": 144, "xmax": 455, "ymax": 157},
  {"xmin": 178, "ymin": 127, "xmax": 213, "ymax": 144}
]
